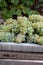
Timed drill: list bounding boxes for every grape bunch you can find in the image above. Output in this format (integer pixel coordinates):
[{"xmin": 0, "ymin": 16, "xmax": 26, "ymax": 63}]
[
  {"xmin": 0, "ymin": 15, "xmax": 43, "ymax": 45},
  {"xmin": 0, "ymin": 32, "xmax": 15, "ymax": 42}
]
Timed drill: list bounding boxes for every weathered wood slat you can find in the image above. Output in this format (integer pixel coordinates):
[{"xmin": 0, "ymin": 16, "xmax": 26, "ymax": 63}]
[
  {"xmin": 0, "ymin": 42, "xmax": 43, "ymax": 52},
  {"xmin": 0, "ymin": 59, "xmax": 43, "ymax": 65},
  {"xmin": 0, "ymin": 51, "xmax": 43, "ymax": 60}
]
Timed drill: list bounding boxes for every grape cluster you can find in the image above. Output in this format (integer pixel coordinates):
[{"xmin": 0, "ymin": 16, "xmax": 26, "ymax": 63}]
[
  {"xmin": 0, "ymin": 32, "xmax": 15, "ymax": 42},
  {"xmin": 29, "ymin": 15, "xmax": 43, "ymax": 22},
  {"xmin": 28, "ymin": 15, "xmax": 43, "ymax": 44},
  {"xmin": 0, "ymin": 15, "xmax": 43, "ymax": 45}
]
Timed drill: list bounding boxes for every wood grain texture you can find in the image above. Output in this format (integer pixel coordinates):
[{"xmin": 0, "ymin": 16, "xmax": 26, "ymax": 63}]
[
  {"xmin": 0, "ymin": 51, "xmax": 43, "ymax": 60},
  {"xmin": 0, "ymin": 59, "xmax": 43, "ymax": 65},
  {"xmin": 0, "ymin": 43, "xmax": 43, "ymax": 52}
]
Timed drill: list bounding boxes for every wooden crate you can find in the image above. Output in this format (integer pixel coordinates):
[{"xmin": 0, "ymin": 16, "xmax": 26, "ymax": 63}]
[{"xmin": 0, "ymin": 43, "xmax": 43, "ymax": 60}]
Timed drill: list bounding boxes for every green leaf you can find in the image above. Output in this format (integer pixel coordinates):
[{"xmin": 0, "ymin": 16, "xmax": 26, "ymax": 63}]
[
  {"xmin": 28, "ymin": 10, "xmax": 39, "ymax": 15},
  {"xmin": 11, "ymin": 0, "xmax": 19, "ymax": 5},
  {"xmin": 16, "ymin": 10, "xmax": 21, "ymax": 15},
  {"xmin": 22, "ymin": 7, "xmax": 31, "ymax": 14},
  {"xmin": 0, "ymin": 0, "xmax": 1, "ymax": 2},
  {"xmin": 0, "ymin": 0, "xmax": 39, "ymax": 20},
  {"xmin": 2, "ymin": 8, "xmax": 9, "ymax": 19},
  {"xmin": 0, "ymin": 0, "xmax": 7, "ymax": 7},
  {"xmin": 22, "ymin": 0, "xmax": 34, "ymax": 5},
  {"xmin": 10, "ymin": 7, "xmax": 16, "ymax": 14}
]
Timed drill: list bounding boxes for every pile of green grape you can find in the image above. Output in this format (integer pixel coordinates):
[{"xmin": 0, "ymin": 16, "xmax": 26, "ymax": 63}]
[{"xmin": 0, "ymin": 15, "xmax": 43, "ymax": 45}]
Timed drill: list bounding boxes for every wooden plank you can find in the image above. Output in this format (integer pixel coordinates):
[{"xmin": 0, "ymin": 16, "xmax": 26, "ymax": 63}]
[
  {"xmin": 0, "ymin": 51, "xmax": 43, "ymax": 60},
  {"xmin": 0, "ymin": 59, "xmax": 43, "ymax": 65},
  {"xmin": 0, "ymin": 43, "xmax": 43, "ymax": 52}
]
